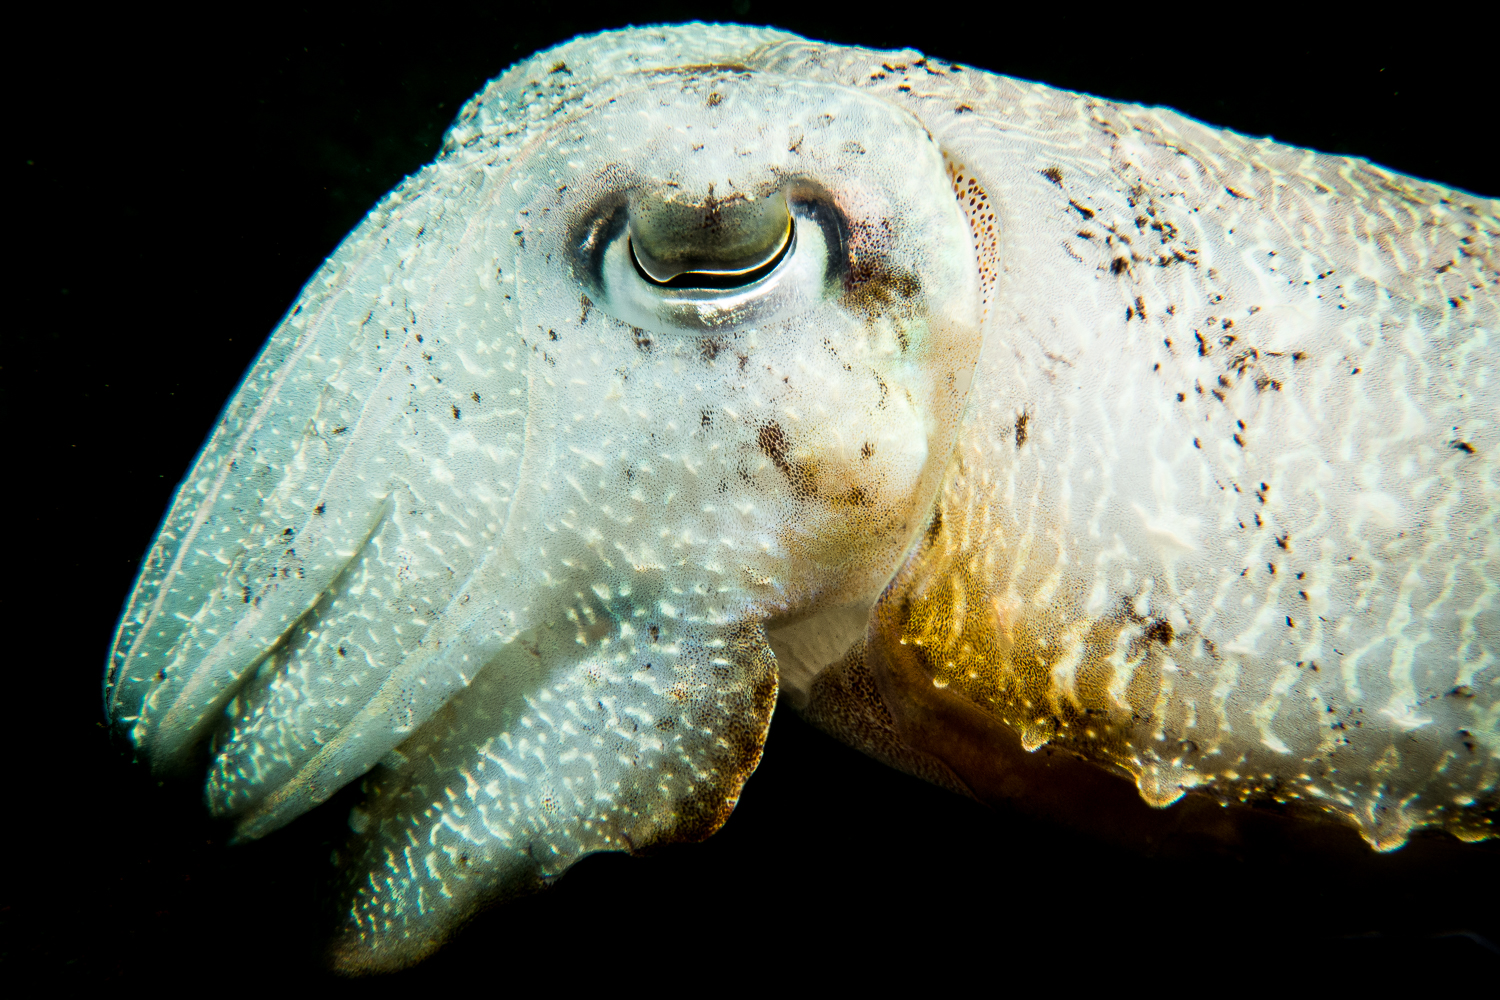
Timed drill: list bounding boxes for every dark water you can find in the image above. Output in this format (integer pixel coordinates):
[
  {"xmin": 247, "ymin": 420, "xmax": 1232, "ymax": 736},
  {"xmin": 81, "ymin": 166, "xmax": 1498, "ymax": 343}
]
[{"xmin": 11, "ymin": 2, "xmax": 1498, "ymax": 985}]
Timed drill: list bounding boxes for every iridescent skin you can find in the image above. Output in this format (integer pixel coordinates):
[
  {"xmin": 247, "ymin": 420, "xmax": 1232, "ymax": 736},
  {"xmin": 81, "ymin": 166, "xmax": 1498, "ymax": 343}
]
[{"xmin": 105, "ymin": 24, "xmax": 1497, "ymax": 971}]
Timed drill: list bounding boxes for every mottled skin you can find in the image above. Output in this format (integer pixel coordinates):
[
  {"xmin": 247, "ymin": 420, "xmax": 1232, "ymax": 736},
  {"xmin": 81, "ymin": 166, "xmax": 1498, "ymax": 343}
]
[
  {"xmin": 781, "ymin": 51, "xmax": 1499, "ymax": 851},
  {"xmin": 105, "ymin": 24, "xmax": 1497, "ymax": 971}
]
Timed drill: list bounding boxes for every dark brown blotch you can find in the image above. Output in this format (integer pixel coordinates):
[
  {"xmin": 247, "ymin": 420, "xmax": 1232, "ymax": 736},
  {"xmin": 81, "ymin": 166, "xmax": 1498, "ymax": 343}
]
[{"xmin": 757, "ymin": 421, "xmax": 817, "ymax": 498}]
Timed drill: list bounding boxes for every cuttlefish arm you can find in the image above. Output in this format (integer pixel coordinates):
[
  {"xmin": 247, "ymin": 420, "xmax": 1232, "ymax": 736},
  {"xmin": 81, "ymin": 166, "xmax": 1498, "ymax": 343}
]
[{"xmin": 330, "ymin": 619, "xmax": 776, "ymax": 970}]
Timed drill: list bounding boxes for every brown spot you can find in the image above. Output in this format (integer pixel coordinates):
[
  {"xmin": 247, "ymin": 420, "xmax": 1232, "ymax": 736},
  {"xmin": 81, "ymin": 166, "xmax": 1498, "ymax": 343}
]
[
  {"xmin": 1143, "ymin": 619, "xmax": 1174, "ymax": 646},
  {"xmin": 861, "ymin": 441, "xmax": 875, "ymax": 460},
  {"xmin": 1015, "ymin": 410, "xmax": 1029, "ymax": 448},
  {"xmin": 843, "ymin": 218, "xmax": 922, "ymax": 320},
  {"xmin": 834, "ymin": 486, "xmax": 873, "ymax": 508},
  {"xmin": 924, "ymin": 507, "xmax": 943, "ymax": 547},
  {"xmin": 757, "ymin": 422, "xmax": 816, "ymax": 497},
  {"xmin": 1041, "ymin": 167, "xmax": 1064, "ymax": 186},
  {"xmin": 758, "ymin": 422, "xmax": 791, "ymax": 475}
]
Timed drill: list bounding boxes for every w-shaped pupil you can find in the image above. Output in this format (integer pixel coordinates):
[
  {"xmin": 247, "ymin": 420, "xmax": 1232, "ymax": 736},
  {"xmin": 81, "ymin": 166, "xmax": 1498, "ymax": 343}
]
[{"xmin": 629, "ymin": 190, "xmax": 794, "ymax": 290}]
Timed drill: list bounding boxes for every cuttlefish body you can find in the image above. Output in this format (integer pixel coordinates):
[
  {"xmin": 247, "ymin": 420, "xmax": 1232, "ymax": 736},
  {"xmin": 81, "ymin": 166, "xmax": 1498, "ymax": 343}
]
[{"xmin": 106, "ymin": 24, "xmax": 1497, "ymax": 971}]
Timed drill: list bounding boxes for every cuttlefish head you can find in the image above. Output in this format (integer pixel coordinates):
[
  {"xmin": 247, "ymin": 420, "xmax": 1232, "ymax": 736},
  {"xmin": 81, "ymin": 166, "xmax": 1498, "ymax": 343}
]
[
  {"xmin": 105, "ymin": 42, "xmax": 981, "ymax": 971},
  {"xmin": 551, "ymin": 71, "xmax": 981, "ymax": 608}
]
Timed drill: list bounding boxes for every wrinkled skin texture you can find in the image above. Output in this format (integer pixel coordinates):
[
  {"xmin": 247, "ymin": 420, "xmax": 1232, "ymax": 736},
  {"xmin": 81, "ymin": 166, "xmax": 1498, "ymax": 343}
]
[{"xmin": 106, "ymin": 24, "xmax": 1497, "ymax": 971}]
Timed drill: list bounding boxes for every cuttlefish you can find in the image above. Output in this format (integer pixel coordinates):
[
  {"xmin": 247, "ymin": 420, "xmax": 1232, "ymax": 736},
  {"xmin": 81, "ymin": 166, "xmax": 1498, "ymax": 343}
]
[{"xmin": 105, "ymin": 24, "xmax": 1497, "ymax": 971}]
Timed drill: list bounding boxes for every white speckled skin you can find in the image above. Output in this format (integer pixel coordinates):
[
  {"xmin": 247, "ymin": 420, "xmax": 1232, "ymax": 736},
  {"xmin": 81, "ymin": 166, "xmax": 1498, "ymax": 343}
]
[
  {"xmin": 768, "ymin": 39, "xmax": 1497, "ymax": 853},
  {"xmin": 105, "ymin": 24, "xmax": 1496, "ymax": 971}
]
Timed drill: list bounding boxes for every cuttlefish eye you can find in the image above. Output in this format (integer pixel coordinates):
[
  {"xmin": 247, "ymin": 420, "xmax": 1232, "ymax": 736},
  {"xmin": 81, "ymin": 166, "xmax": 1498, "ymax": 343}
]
[
  {"xmin": 587, "ymin": 179, "xmax": 848, "ymax": 335},
  {"xmin": 629, "ymin": 189, "xmax": 793, "ymax": 288}
]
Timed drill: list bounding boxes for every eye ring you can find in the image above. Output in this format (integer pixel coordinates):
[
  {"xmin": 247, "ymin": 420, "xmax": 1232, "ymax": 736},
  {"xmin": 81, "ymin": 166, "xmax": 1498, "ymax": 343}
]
[{"xmin": 628, "ymin": 217, "xmax": 795, "ymax": 290}]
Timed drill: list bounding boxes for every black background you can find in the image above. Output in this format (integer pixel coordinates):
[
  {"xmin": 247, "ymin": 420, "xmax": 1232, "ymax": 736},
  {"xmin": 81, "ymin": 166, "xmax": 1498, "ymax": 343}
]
[{"xmin": 10, "ymin": 0, "xmax": 1499, "ymax": 986}]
